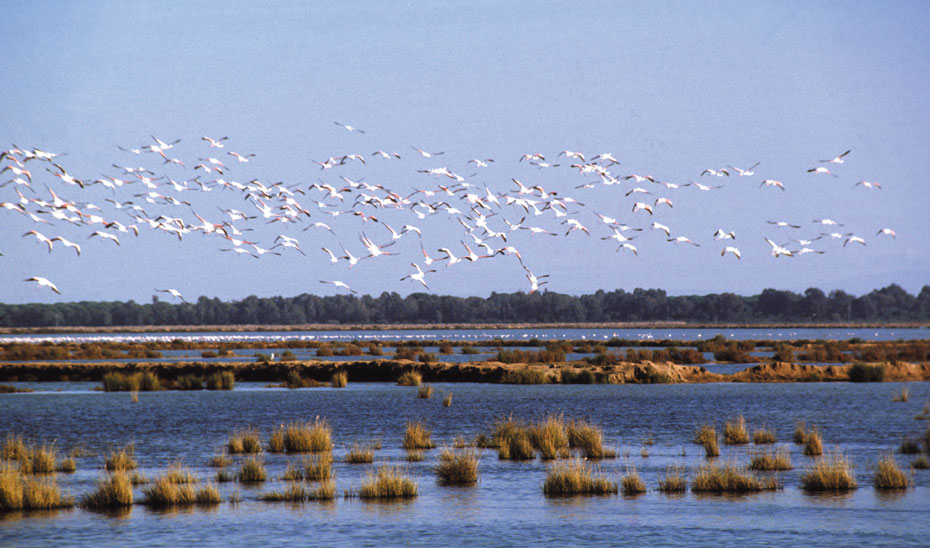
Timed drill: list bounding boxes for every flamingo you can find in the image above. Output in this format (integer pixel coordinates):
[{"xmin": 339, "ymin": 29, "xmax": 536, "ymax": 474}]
[
  {"xmin": 795, "ymin": 248, "xmax": 825, "ymax": 256},
  {"xmin": 437, "ymin": 247, "xmax": 462, "ymax": 266},
  {"xmin": 728, "ymin": 162, "xmax": 760, "ymax": 176},
  {"xmin": 519, "ymin": 153, "xmax": 544, "ymax": 162},
  {"xmin": 721, "ymin": 246, "xmax": 741, "ymax": 259},
  {"xmin": 765, "ymin": 238, "xmax": 793, "ymax": 257},
  {"xmin": 807, "ymin": 166, "xmax": 837, "ymax": 177},
  {"xmin": 50, "ymin": 236, "xmax": 81, "ymax": 256},
  {"xmin": 668, "ymin": 236, "xmax": 700, "ymax": 247},
  {"xmin": 632, "ymin": 202, "xmax": 653, "ymax": 215},
  {"xmin": 767, "ymin": 220, "xmax": 800, "ymax": 229},
  {"xmin": 654, "ymin": 197, "xmax": 673, "ymax": 208},
  {"xmin": 616, "ymin": 243, "xmax": 638, "ymax": 255},
  {"xmin": 844, "ymin": 235, "xmax": 866, "ymax": 247},
  {"xmin": 855, "ymin": 181, "xmax": 881, "ymax": 190},
  {"xmin": 202, "ymin": 136, "xmax": 228, "ymax": 148},
  {"xmin": 651, "ymin": 222, "xmax": 671, "ymax": 237},
  {"xmin": 320, "ymin": 280, "xmax": 357, "ymax": 294},
  {"xmin": 228, "ymin": 151, "xmax": 255, "ymax": 163},
  {"xmin": 700, "ymin": 168, "xmax": 729, "ymax": 177},
  {"xmin": 813, "ymin": 219, "xmax": 843, "ymax": 227},
  {"xmin": 713, "ymin": 229, "xmax": 736, "ymax": 240},
  {"xmin": 23, "ymin": 230, "xmax": 54, "ymax": 252},
  {"xmin": 335, "ymin": 122, "xmax": 366, "ymax": 133},
  {"xmin": 820, "ymin": 149, "xmax": 851, "ymax": 164},
  {"xmin": 591, "ymin": 153, "xmax": 620, "ymax": 165},
  {"xmin": 155, "ymin": 288, "xmax": 188, "ymax": 303},
  {"xmin": 372, "ymin": 150, "xmax": 401, "ymax": 159},
  {"xmin": 400, "ymin": 263, "xmax": 436, "ymax": 289},
  {"xmin": 760, "ymin": 179, "xmax": 785, "ymax": 191},
  {"xmin": 523, "ymin": 266, "xmax": 549, "ymax": 294},
  {"xmin": 321, "ymin": 247, "xmax": 339, "ymax": 264},
  {"xmin": 412, "ymin": 147, "xmax": 443, "ymax": 158},
  {"xmin": 876, "ymin": 228, "xmax": 896, "ymax": 238},
  {"xmin": 25, "ymin": 276, "xmax": 60, "ymax": 294},
  {"xmin": 88, "ymin": 231, "xmax": 120, "ymax": 246}
]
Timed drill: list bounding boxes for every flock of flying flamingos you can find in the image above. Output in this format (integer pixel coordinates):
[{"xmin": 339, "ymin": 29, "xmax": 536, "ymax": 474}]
[{"xmin": 3, "ymin": 122, "xmax": 895, "ymax": 302}]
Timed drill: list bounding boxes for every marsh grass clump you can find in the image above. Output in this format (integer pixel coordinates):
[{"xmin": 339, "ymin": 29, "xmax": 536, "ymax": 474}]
[
  {"xmin": 102, "ymin": 371, "xmax": 162, "ymax": 392},
  {"xmin": 801, "ymin": 452, "xmax": 857, "ymax": 491},
  {"xmin": 443, "ymin": 392, "xmax": 453, "ymax": 407},
  {"xmin": 542, "ymin": 459, "xmax": 617, "ymax": 496},
  {"xmin": 911, "ymin": 456, "xmax": 930, "ymax": 469},
  {"xmin": 691, "ymin": 462, "xmax": 780, "ymax": 493},
  {"xmin": 417, "ymin": 384, "xmax": 434, "ymax": 399},
  {"xmin": 621, "ymin": 466, "xmax": 646, "ymax": 496},
  {"xmin": 142, "ymin": 475, "xmax": 196, "ymax": 507},
  {"xmin": 0, "ymin": 463, "xmax": 24, "ymax": 511},
  {"xmin": 873, "ymin": 455, "xmax": 909, "ymax": 490},
  {"xmin": 268, "ymin": 428, "xmax": 285, "ymax": 453},
  {"xmin": 403, "ymin": 421, "xmax": 435, "ymax": 450},
  {"xmin": 331, "ymin": 371, "xmax": 348, "ymax": 388},
  {"xmin": 397, "ymin": 371, "xmax": 422, "ymax": 386},
  {"xmin": 176, "ymin": 374, "xmax": 203, "ymax": 390},
  {"xmin": 24, "ymin": 443, "xmax": 58, "ymax": 475},
  {"xmin": 164, "ymin": 464, "xmax": 198, "ymax": 484},
  {"xmin": 194, "ymin": 483, "xmax": 222, "ymax": 505},
  {"xmin": 215, "ymin": 469, "xmax": 234, "ymax": 483},
  {"xmin": 804, "ymin": 429, "xmax": 823, "ymax": 457},
  {"xmin": 282, "ymin": 419, "xmax": 333, "ymax": 453},
  {"xmin": 695, "ymin": 424, "xmax": 717, "ymax": 446},
  {"xmin": 498, "ymin": 430, "xmax": 535, "ymax": 460},
  {"xmin": 56, "ymin": 457, "xmax": 76, "ymax": 473},
  {"xmin": 22, "ymin": 476, "xmax": 72, "ymax": 510},
  {"xmin": 753, "ymin": 427, "xmax": 777, "ymax": 445},
  {"xmin": 436, "ymin": 447, "xmax": 479, "ymax": 484},
  {"xmin": 227, "ymin": 428, "xmax": 262, "ymax": 454},
  {"xmin": 344, "ymin": 443, "xmax": 374, "ymax": 464},
  {"xmin": 749, "ymin": 447, "xmax": 793, "ymax": 471},
  {"xmin": 899, "ymin": 437, "xmax": 921, "ymax": 454},
  {"xmin": 205, "ymin": 371, "xmax": 235, "ymax": 390},
  {"xmin": 892, "ymin": 386, "xmax": 910, "ymax": 403},
  {"xmin": 724, "ymin": 416, "xmax": 750, "ymax": 445},
  {"xmin": 793, "ymin": 421, "xmax": 808, "ymax": 444},
  {"xmin": 130, "ymin": 471, "xmax": 149, "ymax": 485},
  {"xmin": 567, "ymin": 419, "xmax": 615, "ymax": 459},
  {"xmin": 302, "ymin": 453, "xmax": 334, "ymax": 482},
  {"xmin": 105, "ymin": 445, "xmax": 137, "ymax": 472},
  {"xmin": 81, "ymin": 472, "xmax": 133, "ymax": 509},
  {"xmin": 356, "ymin": 466, "xmax": 418, "ymax": 499},
  {"xmin": 262, "ymin": 482, "xmax": 309, "ymax": 502},
  {"xmin": 500, "ymin": 368, "xmax": 549, "ymax": 385},
  {"xmin": 405, "ymin": 450, "xmax": 425, "ymax": 462},
  {"xmin": 238, "ymin": 457, "xmax": 267, "ymax": 483},
  {"xmin": 658, "ymin": 465, "xmax": 687, "ymax": 493},
  {"xmin": 848, "ymin": 362, "xmax": 885, "ymax": 382},
  {"xmin": 530, "ymin": 415, "xmax": 571, "ymax": 460},
  {"xmin": 2, "ymin": 434, "xmax": 27, "ymax": 461},
  {"xmin": 207, "ymin": 455, "xmax": 232, "ymax": 468}
]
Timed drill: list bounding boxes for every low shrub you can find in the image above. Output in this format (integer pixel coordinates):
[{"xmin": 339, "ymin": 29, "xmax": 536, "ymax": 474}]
[{"xmin": 848, "ymin": 363, "xmax": 885, "ymax": 382}]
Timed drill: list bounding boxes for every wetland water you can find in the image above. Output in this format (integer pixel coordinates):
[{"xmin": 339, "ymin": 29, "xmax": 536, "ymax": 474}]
[{"xmin": 2, "ymin": 381, "xmax": 929, "ymax": 547}]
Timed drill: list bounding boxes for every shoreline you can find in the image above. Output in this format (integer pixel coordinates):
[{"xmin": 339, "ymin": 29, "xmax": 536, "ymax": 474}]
[
  {"xmin": 0, "ymin": 321, "xmax": 927, "ymax": 335},
  {"xmin": 2, "ymin": 359, "xmax": 928, "ymax": 384}
]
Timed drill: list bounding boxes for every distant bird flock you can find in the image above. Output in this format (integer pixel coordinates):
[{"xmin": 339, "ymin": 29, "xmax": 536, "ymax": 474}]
[{"xmin": 1, "ymin": 130, "xmax": 896, "ymax": 301}]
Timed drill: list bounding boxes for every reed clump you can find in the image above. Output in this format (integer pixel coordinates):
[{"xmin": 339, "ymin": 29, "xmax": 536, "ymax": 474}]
[
  {"xmin": 142, "ymin": 475, "xmax": 196, "ymax": 506},
  {"xmin": 658, "ymin": 465, "xmax": 687, "ymax": 493},
  {"xmin": 207, "ymin": 455, "xmax": 232, "ymax": 468},
  {"xmin": 105, "ymin": 445, "xmax": 137, "ymax": 471},
  {"xmin": 405, "ymin": 450, "xmax": 425, "ymax": 462},
  {"xmin": 691, "ymin": 462, "xmax": 780, "ymax": 493},
  {"xmin": 753, "ymin": 427, "xmax": 777, "ymax": 445},
  {"xmin": 57, "ymin": 457, "xmax": 76, "ymax": 473},
  {"xmin": 1, "ymin": 464, "xmax": 74, "ymax": 511},
  {"xmin": 205, "ymin": 371, "xmax": 235, "ymax": 390},
  {"xmin": 164, "ymin": 464, "xmax": 198, "ymax": 484},
  {"xmin": 302, "ymin": 453, "xmax": 334, "ymax": 482},
  {"xmin": 695, "ymin": 424, "xmax": 716, "ymax": 446},
  {"xmin": 567, "ymin": 419, "xmax": 616, "ymax": 459},
  {"xmin": 194, "ymin": 483, "xmax": 222, "ymax": 505},
  {"xmin": 102, "ymin": 371, "xmax": 162, "ymax": 392},
  {"xmin": 804, "ymin": 429, "xmax": 823, "ymax": 456},
  {"xmin": 80, "ymin": 472, "xmax": 133, "ymax": 510},
  {"xmin": 911, "ymin": 456, "xmax": 930, "ymax": 469},
  {"xmin": 417, "ymin": 384, "xmax": 434, "ymax": 399},
  {"xmin": 261, "ymin": 480, "xmax": 336, "ymax": 501},
  {"xmin": 443, "ymin": 392, "xmax": 453, "ymax": 407},
  {"xmin": 280, "ymin": 419, "xmax": 333, "ymax": 453},
  {"xmin": 344, "ymin": 443, "xmax": 374, "ymax": 464},
  {"xmin": 542, "ymin": 459, "xmax": 617, "ymax": 496},
  {"xmin": 873, "ymin": 455, "xmax": 909, "ymax": 490},
  {"xmin": 237, "ymin": 457, "xmax": 267, "ymax": 483},
  {"xmin": 436, "ymin": 447, "xmax": 479, "ymax": 484},
  {"xmin": 397, "ymin": 371, "xmax": 422, "ymax": 386},
  {"xmin": 403, "ymin": 421, "xmax": 435, "ymax": 450},
  {"xmin": 227, "ymin": 428, "xmax": 262, "ymax": 454},
  {"xmin": 356, "ymin": 466, "xmax": 418, "ymax": 499},
  {"xmin": 331, "ymin": 371, "xmax": 348, "ymax": 388},
  {"xmin": 801, "ymin": 452, "xmax": 857, "ymax": 491},
  {"xmin": 2, "ymin": 434, "xmax": 27, "ymax": 461},
  {"xmin": 724, "ymin": 416, "xmax": 750, "ymax": 445},
  {"xmin": 749, "ymin": 447, "xmax": 793, "ymax": 471},
  {"xmin": 530, "ymin": 415, "xmax": 571, "ymax": 460},
  {"xmin": 621, "ymin": 466, "xmax": 646, "ymax": 496},
  {"xmin": 793, "ymin": 421, "xmax": 808, "ymax": 444},
  {"xmin": 892, "ymin": 386, "xmax": 910, "ymax": 402}
]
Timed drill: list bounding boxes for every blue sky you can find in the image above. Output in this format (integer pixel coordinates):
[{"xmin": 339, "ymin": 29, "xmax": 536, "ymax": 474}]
[{"xmin": 2, "ymin": 1, "xmax": 928, "ymax": 304}]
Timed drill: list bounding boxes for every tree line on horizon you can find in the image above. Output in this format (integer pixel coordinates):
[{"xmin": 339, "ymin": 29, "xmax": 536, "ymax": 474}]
[{"xmin": 1, "ymin": 284, "xmax": 928, "ymax": 328}]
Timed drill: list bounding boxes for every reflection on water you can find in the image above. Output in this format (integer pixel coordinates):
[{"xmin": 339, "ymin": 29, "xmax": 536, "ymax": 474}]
[{"xmin": 1, "ymin": 381, "xmax": 929, "ymax": 546}]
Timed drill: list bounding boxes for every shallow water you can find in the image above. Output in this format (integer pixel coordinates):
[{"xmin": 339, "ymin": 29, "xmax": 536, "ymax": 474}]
[
  {"xmin": 2, "ymin": 381, "xmax": 929, "ymax": 546},
  {"xmin": 2, "ymin": 326, "xmax": 927, "ymax": 344}
]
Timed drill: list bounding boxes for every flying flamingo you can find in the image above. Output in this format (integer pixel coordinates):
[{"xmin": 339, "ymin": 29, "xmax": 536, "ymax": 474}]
[{"xmin": 25, "ymin": 276, "xmax": 60, "ymax": 294}]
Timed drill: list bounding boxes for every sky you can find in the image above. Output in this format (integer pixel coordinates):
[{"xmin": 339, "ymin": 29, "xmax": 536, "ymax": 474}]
[{"xmin": 1, "ymin": 1, "xmax": 928, "ymax": 305}]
